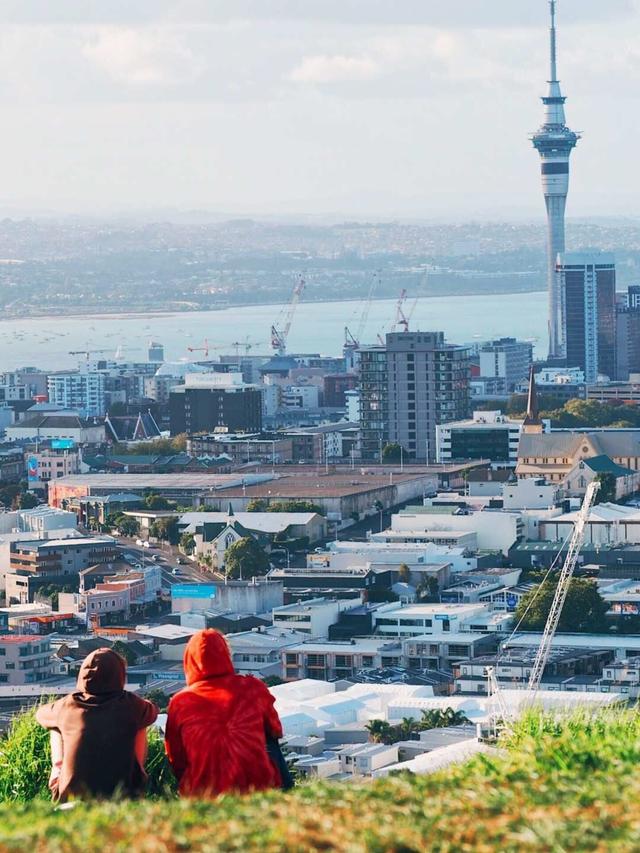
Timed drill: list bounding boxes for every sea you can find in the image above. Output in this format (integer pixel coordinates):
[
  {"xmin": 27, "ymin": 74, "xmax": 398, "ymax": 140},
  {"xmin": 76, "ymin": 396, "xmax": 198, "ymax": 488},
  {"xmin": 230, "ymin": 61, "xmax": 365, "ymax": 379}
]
[{"xmin": 0, "ymin": 291, "xmax": 548, "ymax": 370}]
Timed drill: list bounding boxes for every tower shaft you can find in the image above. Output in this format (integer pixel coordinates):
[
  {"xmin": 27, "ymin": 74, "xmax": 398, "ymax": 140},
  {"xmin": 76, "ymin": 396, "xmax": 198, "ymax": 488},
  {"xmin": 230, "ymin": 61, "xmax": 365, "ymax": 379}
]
[{"xmin": 531, "ymin": 0, "xmax": 579, "ymax": 360}]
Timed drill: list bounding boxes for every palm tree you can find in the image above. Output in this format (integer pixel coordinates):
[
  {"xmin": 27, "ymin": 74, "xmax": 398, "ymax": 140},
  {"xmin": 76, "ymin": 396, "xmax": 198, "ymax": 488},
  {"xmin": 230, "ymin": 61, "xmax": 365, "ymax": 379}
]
[
  {"xmin": 399, "ymin": 716, "xmax": 418, "ymax": 739},
  {"xmin": 365, "ymin": 719, "xmax": 393, "ymax": 744}
]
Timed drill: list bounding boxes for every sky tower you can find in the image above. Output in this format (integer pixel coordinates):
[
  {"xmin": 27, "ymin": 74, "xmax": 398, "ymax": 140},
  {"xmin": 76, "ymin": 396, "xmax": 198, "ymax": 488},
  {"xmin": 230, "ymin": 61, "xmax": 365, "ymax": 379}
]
[{"xmin": 531, "ymin": 0, "xmax": 580, "ymax": 360}]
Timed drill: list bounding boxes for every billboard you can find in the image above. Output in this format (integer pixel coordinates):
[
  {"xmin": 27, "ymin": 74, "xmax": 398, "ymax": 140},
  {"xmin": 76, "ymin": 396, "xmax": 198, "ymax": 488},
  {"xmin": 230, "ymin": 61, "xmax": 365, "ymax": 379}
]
[
  {"xmin": 51, "ymin": 439, "xmax": 75, "ymax": 450},
  {"xmin": 27, "ymin": 456, "xmax": 39, "ymax": 484},
  {"xmin": 171, "ymin": 584, "xmax": 217, "ymax": 599}
]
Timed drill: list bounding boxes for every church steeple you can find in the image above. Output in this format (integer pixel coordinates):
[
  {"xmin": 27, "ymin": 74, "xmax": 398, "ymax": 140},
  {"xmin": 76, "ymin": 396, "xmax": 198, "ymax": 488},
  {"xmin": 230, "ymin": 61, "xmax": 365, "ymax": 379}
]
[{"xmin": 522, "ymin": 366, "xmax": 543, "ymax": 434}]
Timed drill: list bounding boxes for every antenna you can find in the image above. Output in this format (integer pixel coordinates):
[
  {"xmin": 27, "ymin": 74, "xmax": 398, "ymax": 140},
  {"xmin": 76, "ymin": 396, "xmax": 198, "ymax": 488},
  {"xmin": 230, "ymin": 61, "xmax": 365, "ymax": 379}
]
[{"xmin": 549, "ymin": 0, "xmax": 557, "ymax": 83}]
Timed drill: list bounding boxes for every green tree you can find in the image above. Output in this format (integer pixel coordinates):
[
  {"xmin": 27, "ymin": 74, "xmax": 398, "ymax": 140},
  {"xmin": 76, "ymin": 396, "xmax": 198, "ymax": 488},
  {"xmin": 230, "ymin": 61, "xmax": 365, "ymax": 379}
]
[
  {"xmin": 267, "ymin": 500, "xmax": 325, "ymax": 515},
  {"xmin": 262, "ymin": 675, "xmax": 284, "ymax": 688},
  {"xmin": 418, "ymin": 708, "xmax": 470, "ymax": 731},
  {"xmin": 180, "ymin": 533, "xmax": 196, "ymax": 555},
  {"xmin": 514, "ymin": 578, "xmax": 609, "ymax": 633},
  {"xmin": 114, "ymin": 515, "xmax": 140, "ymax": 538},
  {"xmin": 398, "ymin": 563, "xmax": 411, "ymax": 584},
  {"xmin": 145, "ymin": 494, "xmax": 174, "ymax": 511},
  {"xmin": 416, "ymin": 577, "xmax": 439, "ymax": 602},
  {"xmin": 150, "ymin": 517, "xmax": 179, "ymax": 544},
  {"xmin": 224, "ymin": 536, "xmax": 270, "ymax": 579},
  {"xmin": 594, "ymin": 472, "xmax": 617, "ymax": 504},
  {"xmin": 381, "ymin": 442, "xmax": 403, "ymax": 463},
  {"xmin": 365, "ymin": 719, "xmax": 394, "ymax": 744},
  {"xmin": 19, "ymin": 492, "xmax": 39, "ymax": 509},
  {"xmin": 246, "ymin": 498, "xmax": 268, "ymax": 512},
  {"xmin": 111, "ymin": 641, "xmax": 136, "ymax": 666},
  {"xmin": 144, "ymin": 688, "xmax": 169, "ymax": 713}
]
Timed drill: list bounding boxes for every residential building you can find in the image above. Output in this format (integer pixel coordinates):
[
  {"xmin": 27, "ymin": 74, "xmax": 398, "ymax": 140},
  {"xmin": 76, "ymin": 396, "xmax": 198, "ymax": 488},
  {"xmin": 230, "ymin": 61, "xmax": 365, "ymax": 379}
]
[
  {"xmin": 557, "ymin": 252, "xmax": 617, "ymax": 382},
  {"xmin": 47, "ymin": 370, "xmax": 107, "ymax": 417},
  {"xmin": 169, "ymin": 373, "xmax": 262, "ymax": 436},
  {"xmin": 0, "ymin": 635, "xmax": 54, "ymax": 685},
  {"xmin": 436, "ymin": 410, "xmax": 523, "ymax": 465},
  {"xmin": 323, "ymin": 374, "xmax": 358, "ymax": 408},
  {"xmin": 25, "ymin": 446, "xmax": 80, "ymax": 489},
  {"xmin": 359, "ymin": 332, "xmax": 470, "ymax": 462},
  {"xmin": 478, "ymin": 338, "xmax": 533, "ymax": 393},
  {"xmin": 282, "ymin": 638, "xmax": 403, "ymax": 681},
  {"xmin": 337, "ymin": 743, "xmax": 399, "ymax": 777}
]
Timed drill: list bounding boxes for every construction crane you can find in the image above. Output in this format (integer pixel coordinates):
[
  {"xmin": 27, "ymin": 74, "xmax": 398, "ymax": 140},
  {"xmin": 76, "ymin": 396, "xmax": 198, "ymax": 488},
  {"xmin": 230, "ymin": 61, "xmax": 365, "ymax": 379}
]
[
  {"xmin": 391, "ymin": 289, "xmax": 417, "ymax": 333},
  {"xmin": 271, "ymin": 274, "xmax": 305, "ymax": 355},
  {"xmin": 485, "ymin": 480, "xmax": 600, "ymax": 729},
  {"xmin": 69, "ymin": 349, "xmax": 110, "ymax": 361},
  {"xmin": 526, "ymin": 479, "xmax": 600, "ymax": 699},
  {"xmin": 187, "ymin": 338, "xmax": 218, "ymax": 358}
]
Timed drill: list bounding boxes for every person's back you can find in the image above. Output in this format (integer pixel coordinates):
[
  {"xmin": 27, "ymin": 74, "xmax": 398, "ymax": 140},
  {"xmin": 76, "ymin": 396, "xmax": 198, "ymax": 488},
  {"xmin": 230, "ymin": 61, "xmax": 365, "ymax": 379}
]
[
  {"xmin": 36, "ymin": 648, "xmax": 157, "ymax": 801},
  {"xmin": 165, "ymin": 629, "xmax": 283, "ymax": 797}
]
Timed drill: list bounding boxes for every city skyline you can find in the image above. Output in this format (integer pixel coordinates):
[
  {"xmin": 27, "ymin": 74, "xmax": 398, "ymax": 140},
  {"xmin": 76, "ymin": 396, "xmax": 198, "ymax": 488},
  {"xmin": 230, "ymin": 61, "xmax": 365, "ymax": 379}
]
[{"xmin": 0, "ymin": 0, "xmax": 636, "ymax": 217}]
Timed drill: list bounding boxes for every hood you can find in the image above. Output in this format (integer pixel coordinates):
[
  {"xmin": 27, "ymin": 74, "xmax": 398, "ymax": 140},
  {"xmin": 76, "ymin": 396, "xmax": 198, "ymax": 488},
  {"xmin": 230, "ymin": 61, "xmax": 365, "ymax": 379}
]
[
  {"xmin": 76, "ymin": 648, "xmax": 126, "ymax": 697},
  {"xmin": 183, "ymin": 629, "xmax": 235, "ymax": 685}
]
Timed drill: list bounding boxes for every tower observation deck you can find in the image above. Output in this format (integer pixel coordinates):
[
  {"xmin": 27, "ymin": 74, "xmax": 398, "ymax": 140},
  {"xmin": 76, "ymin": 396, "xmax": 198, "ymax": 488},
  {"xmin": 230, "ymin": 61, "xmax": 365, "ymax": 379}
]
[{"xmin": 531, "ymin": 0, "xmax": 580, "ymax": 360}]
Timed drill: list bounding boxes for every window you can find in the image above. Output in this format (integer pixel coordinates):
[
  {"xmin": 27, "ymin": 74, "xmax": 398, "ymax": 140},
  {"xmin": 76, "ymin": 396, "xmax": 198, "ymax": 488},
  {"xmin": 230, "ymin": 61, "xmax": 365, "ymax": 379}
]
[
  {"xmin": 335, "ymin": 655, "xmax": 353, "ymax": 667},
  {"xmin": 448, "ymin": 644, "xmax": 470, "ymax": 657},
  {"xmin": 362, "ymin": 656, "xmax": 374, "ymax": 667},
  {"xmin": 285, "ymin": 653, "xmax": 297, "ymax": 664}
]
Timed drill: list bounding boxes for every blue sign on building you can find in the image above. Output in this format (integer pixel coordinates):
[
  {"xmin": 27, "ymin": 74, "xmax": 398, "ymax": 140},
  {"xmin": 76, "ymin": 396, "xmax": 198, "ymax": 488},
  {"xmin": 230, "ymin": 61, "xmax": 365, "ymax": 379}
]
[
  {"xmin": 51, "ymin": 439, "xmax": 75, "ymax": 449},
  {"xmin": 171, "ymin": 584, "xmax": 217, "ymax": 599}
]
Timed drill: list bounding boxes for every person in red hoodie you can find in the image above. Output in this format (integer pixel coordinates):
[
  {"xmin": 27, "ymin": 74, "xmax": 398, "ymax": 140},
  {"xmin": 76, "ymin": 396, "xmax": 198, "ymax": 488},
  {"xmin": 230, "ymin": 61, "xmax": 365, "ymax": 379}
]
[{"xmin": 165, "ymin": 629, "xmax": 285, "ymax": 797}]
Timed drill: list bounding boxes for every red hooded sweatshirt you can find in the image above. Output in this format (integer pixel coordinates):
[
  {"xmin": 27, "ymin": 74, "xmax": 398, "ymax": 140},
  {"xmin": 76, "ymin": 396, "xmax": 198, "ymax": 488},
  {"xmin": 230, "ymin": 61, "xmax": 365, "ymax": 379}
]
[{"xmin": 165, "ymin": 629, "xmax": 283, "ymax": 797}]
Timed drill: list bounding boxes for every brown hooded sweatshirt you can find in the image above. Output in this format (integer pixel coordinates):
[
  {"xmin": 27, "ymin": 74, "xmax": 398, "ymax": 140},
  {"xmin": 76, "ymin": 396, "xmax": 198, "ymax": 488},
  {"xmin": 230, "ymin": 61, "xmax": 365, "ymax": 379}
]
[{"xmin": 36, "ymin": 648, "xmax": 158, "ymax": 801}]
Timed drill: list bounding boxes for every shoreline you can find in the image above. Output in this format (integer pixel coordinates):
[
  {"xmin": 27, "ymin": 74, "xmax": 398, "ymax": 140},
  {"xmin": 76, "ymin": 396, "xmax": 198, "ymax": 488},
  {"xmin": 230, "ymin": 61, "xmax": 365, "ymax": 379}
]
[{"xmin": 0, "ymin": 288, "xmax": 546, "ymax": 325}]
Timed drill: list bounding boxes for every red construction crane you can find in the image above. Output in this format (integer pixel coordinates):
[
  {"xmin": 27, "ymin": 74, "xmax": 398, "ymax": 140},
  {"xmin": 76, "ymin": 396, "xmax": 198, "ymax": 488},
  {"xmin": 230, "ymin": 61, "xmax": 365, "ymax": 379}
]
[
  {"xmin": 271, "ymin": 275, "xmax": 305, "ymax": 355},
  {"xmin": 188, "ymin": 338, "xmax": 213, "ymax": 357}
]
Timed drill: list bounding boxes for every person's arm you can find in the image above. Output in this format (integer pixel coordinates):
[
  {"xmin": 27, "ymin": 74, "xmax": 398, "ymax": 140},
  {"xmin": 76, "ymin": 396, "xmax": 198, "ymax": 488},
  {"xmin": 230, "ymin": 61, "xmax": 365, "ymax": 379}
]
[
  {"xmin": 134, "ymin": 728, "xmax": 148, "ymax": 768},
  {"xmin": 164, "ymin": 702, "xmax": 188, "ymax": 782},
  {"xmin": 48, "ymin": 730, "xmax": 63, "ymax": 792}
]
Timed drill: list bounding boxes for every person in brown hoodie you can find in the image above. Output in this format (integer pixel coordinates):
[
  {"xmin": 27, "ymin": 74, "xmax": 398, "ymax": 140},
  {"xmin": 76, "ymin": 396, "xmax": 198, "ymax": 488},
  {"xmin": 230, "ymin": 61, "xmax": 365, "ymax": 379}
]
[{"xmin": 36, "ymin": 647, "xmax": 158, "ymax": 801}]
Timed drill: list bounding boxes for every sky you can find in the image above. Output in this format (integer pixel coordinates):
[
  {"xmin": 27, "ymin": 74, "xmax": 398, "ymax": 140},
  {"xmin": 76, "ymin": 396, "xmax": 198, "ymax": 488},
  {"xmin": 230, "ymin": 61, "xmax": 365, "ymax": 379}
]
[{"xmin": 0, "ymin": 0, "xmax": 639, "ymax": 220}]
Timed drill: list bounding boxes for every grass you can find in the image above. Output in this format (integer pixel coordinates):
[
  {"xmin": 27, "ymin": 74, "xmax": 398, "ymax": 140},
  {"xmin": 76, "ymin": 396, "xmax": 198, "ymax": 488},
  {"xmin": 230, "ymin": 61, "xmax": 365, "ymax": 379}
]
[{"xmin": 0, "ymin": 707, "xmax": 639, "ymax": 850}]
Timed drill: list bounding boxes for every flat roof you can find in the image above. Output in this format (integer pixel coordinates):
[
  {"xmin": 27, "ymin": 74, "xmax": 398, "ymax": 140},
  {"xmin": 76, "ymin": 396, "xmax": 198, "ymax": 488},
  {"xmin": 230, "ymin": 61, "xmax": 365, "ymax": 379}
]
[
  {"xmin": 377, "ymin": 602, "xmax": 487, "ymax": 618},
  {"xmin": 506, "ymin": 632, "xmax": 640, "ymax": 650}
]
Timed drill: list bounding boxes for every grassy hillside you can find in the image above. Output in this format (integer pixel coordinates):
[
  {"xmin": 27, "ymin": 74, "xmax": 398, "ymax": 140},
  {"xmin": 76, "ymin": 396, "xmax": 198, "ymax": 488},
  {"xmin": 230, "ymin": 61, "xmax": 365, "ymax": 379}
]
[{"xmin": 0, "ymin": 709, "xmax": 639, "ymax": 850}]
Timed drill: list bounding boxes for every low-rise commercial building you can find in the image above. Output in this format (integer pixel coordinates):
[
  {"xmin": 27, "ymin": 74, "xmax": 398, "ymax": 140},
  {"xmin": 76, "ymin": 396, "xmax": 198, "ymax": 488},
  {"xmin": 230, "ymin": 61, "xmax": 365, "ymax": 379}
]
[{"xmin": 272, "ymin": 597, "xmax": 361, "ymax": 638}]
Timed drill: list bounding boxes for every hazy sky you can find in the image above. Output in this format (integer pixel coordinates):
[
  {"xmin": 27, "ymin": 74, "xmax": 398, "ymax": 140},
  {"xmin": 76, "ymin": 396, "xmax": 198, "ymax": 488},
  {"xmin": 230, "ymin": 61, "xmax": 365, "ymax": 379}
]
[{"xmin": 0, "ymin": 0, "xmax": 638, "ymax": 219}]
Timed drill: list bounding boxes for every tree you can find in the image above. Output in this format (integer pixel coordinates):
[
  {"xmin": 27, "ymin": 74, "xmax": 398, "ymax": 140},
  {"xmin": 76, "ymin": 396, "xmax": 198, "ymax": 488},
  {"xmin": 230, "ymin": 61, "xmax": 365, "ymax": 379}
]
[
  {"xmin": 262, "ymin": 675, "xmax": 284, "ymax": 688},
  {"xmin": 145, "ymin": 494, "xmax": 174, "ymax": 511},
  {"xmin": 381, "ymin": 442, "xmax": 403, "ymax": 463},
  {"xmin": 398, "ymin": 563, "xmax": 411, "ymax": 584},
  {"xmin": 114, "ymin": 515, "xmax": 140, "ymax": 538},
  {"xmin": 224, "ymin": 536, "xmax": 270, "ymax": 580},
  {"xmin": 514, "ymin": 578, "xmax": 609, "ymax": 633},
  {"xmin": 418, "ymin": 708, "xmax": 470, "ymax": 731},
  {"xmin": 150, "ymin": 517, "xmax": 179, "ymax": 544},
  {"xmin": 365, "ymin": 719, "xmax": 394, "ymax": 744},
  {"xmin": 246, "ymin": 499, "xmax": 268, "ymax": 512},
  {"xmin": 180, "ymin": 533, "xmax": 196, "ymax": 555},
  {"xmin": 19, "ymin": 492, "xmax": 39, "ymax": 510},
  {"xmin": 267, "ymin": 500, "xmax": 325, "ymax": 516},
  {"xmin": 111, "ymin": 641, "xmax": 136, "ymax": 666},
  {"xmin": 594, "ymin": 472, "xmax": 617, "ymax": 504},
  {"xmin": 144, "ymin": 688, "xmax": 169, "ymax": 712},
  {"xmin": 416, "ymin": 577, "xmax": 439, "ymax": 602}
]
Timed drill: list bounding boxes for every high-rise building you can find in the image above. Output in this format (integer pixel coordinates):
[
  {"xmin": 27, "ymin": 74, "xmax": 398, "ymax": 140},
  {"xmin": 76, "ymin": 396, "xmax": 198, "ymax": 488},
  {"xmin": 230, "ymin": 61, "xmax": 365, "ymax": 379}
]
[
  {"xmin": 47, "ymin": 370, "xmax": 106, "ymax": 417},
  {"xmin": 531, "ymin": 0, "xmax": 580, "ymax": 360},
  {"xmin": 615, "ymin": 287, "xmax": 640, "ymax": 380},
  {"xmin": 169, "ymin": 373, "xmax": 263, "ymax": 436},
  {"xmin": 358, "ymin": 332, "xmax": 470, "ymax": 461},
  {"xmin": 557, "ymin": 253, "xmax": 616, "ymax": 383},
  {"xmin": 148, "ymin": 341, "xmax": 164, "ymax": 363},
  {"xmin": 478, "ymin": 338, "xmax": 533, "ymax": 394}
]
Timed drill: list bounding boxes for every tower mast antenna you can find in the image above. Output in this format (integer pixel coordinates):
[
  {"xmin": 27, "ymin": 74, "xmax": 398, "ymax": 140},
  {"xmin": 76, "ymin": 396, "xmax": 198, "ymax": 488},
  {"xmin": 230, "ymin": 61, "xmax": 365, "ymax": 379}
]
[{"xmin": 549, "ymin": 1, "xmax": 557, "ymax": 83}]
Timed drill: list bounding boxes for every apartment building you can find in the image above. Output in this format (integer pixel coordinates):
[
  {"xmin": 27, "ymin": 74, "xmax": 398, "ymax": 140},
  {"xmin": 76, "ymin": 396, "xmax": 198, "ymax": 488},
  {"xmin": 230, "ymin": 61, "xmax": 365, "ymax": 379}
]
[
  {"xmin": 272, "ymin": 597, "xmax": 362, "ymax": 637},
  {"xmin": 282, "ymin": 638, "xmax": 403, "ymax": 681},
  {"xmin": 359, "ymin": 332, "xmax": 470, "ymax": 461},
  {"xmin": 0, "ymin": 635, "xmax": 54, "ymax": 685}
]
